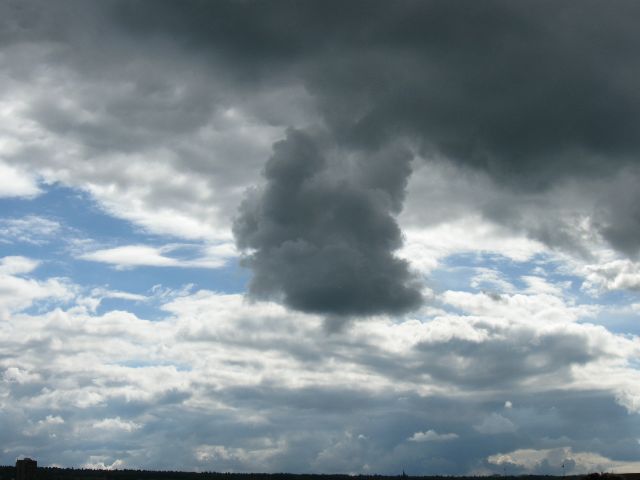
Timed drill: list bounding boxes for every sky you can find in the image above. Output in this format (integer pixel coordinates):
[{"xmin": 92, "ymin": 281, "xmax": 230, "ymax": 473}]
[{"xmin": 1, "ymin": 0, "xmax": 640, "ymax": 475}]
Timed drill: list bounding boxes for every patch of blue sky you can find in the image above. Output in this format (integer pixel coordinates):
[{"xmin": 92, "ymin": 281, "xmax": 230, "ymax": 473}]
[
  {"xmin": 628, "ymin": 358, "xmax": 640, "ymax": 370},
  {"xmin": 590, "ymin": 288, "xmax": 640, "ymax": 306},
  {"xmin": 587, "ymin": 310, "xmax": 640, "ymax": 336},
  {"xmin": 426, "ymin": 251, "xmax": 639, "ymax": 328},
  {"xmin": 430, "ymin": 252, "xmax": 542, "ymax": 294},
  {"xmin": 426, "ymin": 264, "xmax": 477, "ymax": 294},
  {"xmin": 1, "ymin": 183, "xmax": 135, "ymax": 241},
  {"xmin": 1, "ymin": 184, "xmax": 144, "ymax": 275},
  {"xmin": 580, "ymin": 290, "xmax": 640, "ymax": 334},
  {"xmin": 573, "ymin": 289, "xmax": 640, "ymax": 335},
  {"xmin": 0, "ymin": 238, "xmax": 43, "ymax": 259},
  {"xmin": 435, "ymin": 251, "xmax": 617, "ymax": 302},
  {"xmin": 21, "ymin": 295, "xmax": 77, "ymax": 317},
  {"xmin": 432, "ymin": 252, "xmax": 639, "ymax": 334},
  {"xmin": 1, "ymin": 183, "xmax": 250, "ymax": 320},
  {"xmin": 98, "ymin": 258, "xmax": 248, "ymax": 294},
  {"xmin": 88, "ymin": 261, "xmax": 249, "ymax": 319},
  {"xmin": 94, "ymin": 296, "xmax": 157, "ymax": 320}
]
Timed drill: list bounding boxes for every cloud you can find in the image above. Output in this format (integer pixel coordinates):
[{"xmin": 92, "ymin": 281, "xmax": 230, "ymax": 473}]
[
  {"xmin": 90, "ymin": 288, "xmax": 147, "ymax": 302},
  {"xmin": 488, "ymin": 447, "xmax": 640, "ymax": 474},
  {"xmin": 0, "ymin": 162, "xmax": 40, "ymax": 198},
  {"xmin": 0, "ymin": 33, "xmax": 287, "ymax": 242},
  {"xmin": 581, "ymin": 259, "xmax": 640, "ymax": 294},
  {"xmin": 75, "ymin": 287, "xmax": 148, "ymax": 313},
  {"xmin": 234, "ymin": 129, "xmax": 422, "ymax": 318},
  {"xmin": 93, "ymin": 417, "xmax": 141, "ymax": 432},
  {"xmin": 79, "ymin": 243, "xmax": 236, "ymax": 270},
  {"xmin": 474, "ymin": 413, "xmax": 516, "ymax": 435},
  {"xmin": 408, "ymin": 430, "xmax": 458, "ymax": 442},
  {"xmin": 79, "ymin": 245, "xmax": 180, "ymax": 268},
  {"xmin": 0, "ymin": 256, "xmax": 73, "ymax": 318},
  {"xmin": 3, "ymin": 366, "xmax": 40, "ymax": 384},
  {"xmin": 0, "ymin": 255, "xmax": 40, "ymax": 275},
  {"xmin": 0, "ymin": 283, "xmax": 639, "ymax": 472},
  {"xmin": 0, "ymin": 215, "xmax": 61, "ymax": 245}
]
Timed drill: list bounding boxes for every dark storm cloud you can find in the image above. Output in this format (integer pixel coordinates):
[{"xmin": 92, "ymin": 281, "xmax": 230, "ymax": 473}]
[
  {"xmin": 9, "ymin": 0, "xmax": 640, "ymax": 180},
  {"xmin": 113, "ymin": 0, "xmax": 640, "ymax": 179},
  {"xmin": 591, "ymin": 171, "xmax": 640, "ymax": 257},
  {"xmin": 233, "ymin": 129, "xmax": 422, "ymax": 318}
]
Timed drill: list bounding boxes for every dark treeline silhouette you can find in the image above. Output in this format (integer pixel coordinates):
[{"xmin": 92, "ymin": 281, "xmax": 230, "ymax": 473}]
[{"xmin": 0, "ymin": 467, "xmax": 638, "ymax": 480}]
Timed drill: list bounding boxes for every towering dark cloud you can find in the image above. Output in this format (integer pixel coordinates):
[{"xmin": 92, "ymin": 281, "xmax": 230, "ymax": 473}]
[{"xmin": 233, "ymin": 129, "xmax": 422, "ymax": 318}]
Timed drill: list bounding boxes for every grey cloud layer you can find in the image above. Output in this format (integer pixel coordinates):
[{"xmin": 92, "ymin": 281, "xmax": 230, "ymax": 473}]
[
  {"xmin": 115, "ymin": 0, "xmax": 640, "ymax": 175},
  {"xmin": 2, "ymin": 277, "xmax": 640, "ymax": 473}
]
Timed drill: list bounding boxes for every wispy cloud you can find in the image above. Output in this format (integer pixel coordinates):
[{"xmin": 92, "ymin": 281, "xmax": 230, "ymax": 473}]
[
  {"xmin": 78, "ymin": 243, "xmax": 236, "ymax": 270},
  {"xmin": 408, "ymin": 430, "xmax": 459, "ymax": 442},
  {"xmin": 0, "ymin": 215, "xmax": 61, "ymax": 245}
]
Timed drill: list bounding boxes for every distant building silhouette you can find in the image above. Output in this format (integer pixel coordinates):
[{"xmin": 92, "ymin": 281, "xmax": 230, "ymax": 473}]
[{"xmin": 16, "ymin": 458, "xmax": 37, "ymax": 480}]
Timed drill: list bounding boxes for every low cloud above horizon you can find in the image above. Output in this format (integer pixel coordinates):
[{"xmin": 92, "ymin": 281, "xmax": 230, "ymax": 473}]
[{"xmin": 1, "ymin": 0, "xmax": 640, "ymax": 475}]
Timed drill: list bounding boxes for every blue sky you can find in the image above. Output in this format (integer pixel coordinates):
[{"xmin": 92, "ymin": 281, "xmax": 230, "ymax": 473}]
[{"xmin": 1, "ymin": 0, "xmax": 640, "ymax": 475}]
